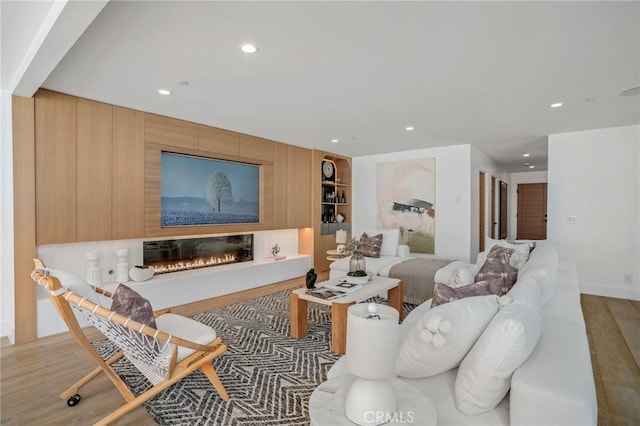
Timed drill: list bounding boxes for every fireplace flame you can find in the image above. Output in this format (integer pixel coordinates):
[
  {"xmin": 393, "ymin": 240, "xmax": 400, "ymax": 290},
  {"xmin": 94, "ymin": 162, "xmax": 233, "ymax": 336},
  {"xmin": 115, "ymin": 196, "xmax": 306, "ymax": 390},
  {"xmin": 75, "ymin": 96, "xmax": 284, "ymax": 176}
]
[{"xmin": 152, "ymin": 253, "xmax": 238, "ymax": 274}]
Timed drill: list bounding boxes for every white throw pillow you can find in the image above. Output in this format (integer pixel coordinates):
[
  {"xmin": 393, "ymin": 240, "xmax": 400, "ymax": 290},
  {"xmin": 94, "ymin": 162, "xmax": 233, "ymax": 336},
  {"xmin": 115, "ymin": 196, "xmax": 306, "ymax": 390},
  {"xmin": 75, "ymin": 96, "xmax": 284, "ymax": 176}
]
[
  {"xmin": 455, "ymin": 278, "xmax": 543, "ymax": 415},
  {"xmin": 396, "ymin": 295, "xmax": 500, "ymax": 378},
  {"xmin": 476, "ymin": 250, "xmax": 488, "ymax": 269},
  {"xmin": 365, "ymin": 228, "xmax": 400, "ymax": 257},
  {"xmin": 485, "ymin": 238, "xmax": 530, "ymax": 269},
  {"xmin": 449, "ymin": 267, "xmax": 476, "ymax": 288},
  {"xmin": 48, "ymin": 268, "xmax": 104, "ymax": 305}
]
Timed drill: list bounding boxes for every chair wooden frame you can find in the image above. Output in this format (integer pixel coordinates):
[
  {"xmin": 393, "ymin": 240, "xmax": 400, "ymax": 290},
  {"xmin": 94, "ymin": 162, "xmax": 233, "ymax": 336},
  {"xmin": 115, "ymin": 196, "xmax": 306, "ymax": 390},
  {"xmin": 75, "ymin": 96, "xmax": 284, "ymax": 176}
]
[{"xmin": 31, "ymin": 259, "xmax": 229, "ymax": 426}]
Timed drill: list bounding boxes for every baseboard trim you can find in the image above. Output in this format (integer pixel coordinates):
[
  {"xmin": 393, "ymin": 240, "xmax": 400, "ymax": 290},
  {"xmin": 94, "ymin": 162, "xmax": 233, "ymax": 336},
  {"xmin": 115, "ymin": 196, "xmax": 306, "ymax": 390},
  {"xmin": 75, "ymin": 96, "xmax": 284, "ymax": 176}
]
[
  {"xmin": 1, "ymin": 320, "xmax": 15, "ymax": 343},
  {"xmin": 580, "ymin": 281, "xmax": 640, "ymax": 301}
]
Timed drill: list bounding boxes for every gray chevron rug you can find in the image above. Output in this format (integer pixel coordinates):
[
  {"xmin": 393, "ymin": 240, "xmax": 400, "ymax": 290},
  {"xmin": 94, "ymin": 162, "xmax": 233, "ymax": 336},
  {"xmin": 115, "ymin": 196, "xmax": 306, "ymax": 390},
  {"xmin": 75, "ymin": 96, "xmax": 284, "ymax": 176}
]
[{"xmin": 95, "ymin": 290, "xmax": 416, "ymax": 425}]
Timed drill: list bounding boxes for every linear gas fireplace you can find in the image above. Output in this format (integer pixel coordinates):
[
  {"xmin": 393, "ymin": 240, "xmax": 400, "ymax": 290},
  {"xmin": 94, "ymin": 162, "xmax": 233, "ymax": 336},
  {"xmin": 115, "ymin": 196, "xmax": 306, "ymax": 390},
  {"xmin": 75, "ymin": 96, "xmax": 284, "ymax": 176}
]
[{"xmin": 143, "ymin": 234, "xmax": 253, "ymax": 274}]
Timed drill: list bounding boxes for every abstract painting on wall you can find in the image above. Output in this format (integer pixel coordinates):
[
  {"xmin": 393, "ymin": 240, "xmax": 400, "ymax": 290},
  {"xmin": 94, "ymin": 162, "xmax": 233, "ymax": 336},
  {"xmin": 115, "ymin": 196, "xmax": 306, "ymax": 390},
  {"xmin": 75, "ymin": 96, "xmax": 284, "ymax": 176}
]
[{"xmin": 376, "ymin": 158, "xmax": 436, "ymax": 254}]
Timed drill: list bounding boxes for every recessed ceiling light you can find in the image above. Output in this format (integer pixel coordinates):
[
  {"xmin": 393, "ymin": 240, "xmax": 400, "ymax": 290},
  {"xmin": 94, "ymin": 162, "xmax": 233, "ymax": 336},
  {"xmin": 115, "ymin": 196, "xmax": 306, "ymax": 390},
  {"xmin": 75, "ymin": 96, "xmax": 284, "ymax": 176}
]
[
  {"xmin": 529, "ymin": 165, "xmax": 535, "ymax": 169},
  {"xmin": 522, "ymin": 153, "xmax": 530, "ymax": 157},
  {"xmin": 550, "ymin": 102, "xmax": 563, "ymax": 108},
  {"xmin": 331, "ymin": 139, "xmax": 339, "ymax": 143},
  {"xmin": 240, "ymin": 43, "xmax": 258, "ymax": 54},
  {"xmin": 405, "ymin": 126, "xmax": 415, "ymax": 131},
  {"xmin": 524, "ymin": 162, "xmax": 530, "ymax": 166},
  {"xmin": 157, "ymin": 89, "xmax": 171, "ymax": 95}
]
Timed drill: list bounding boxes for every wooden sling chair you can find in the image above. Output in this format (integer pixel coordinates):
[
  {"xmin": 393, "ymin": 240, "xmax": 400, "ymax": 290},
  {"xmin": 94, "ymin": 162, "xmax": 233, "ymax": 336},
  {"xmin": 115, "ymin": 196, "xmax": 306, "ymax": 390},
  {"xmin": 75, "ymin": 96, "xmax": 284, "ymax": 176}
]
[{"xmin": 31, "ymin": 259, "xmax": 229, "ymax": 426}]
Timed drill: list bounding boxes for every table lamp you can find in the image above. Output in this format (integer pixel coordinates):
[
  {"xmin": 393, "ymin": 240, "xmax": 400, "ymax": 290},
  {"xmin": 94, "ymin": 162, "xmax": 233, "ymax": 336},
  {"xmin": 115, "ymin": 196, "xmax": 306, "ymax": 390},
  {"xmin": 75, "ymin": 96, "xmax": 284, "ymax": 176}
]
[
  {"xmin": 345, "ymin": 303, "xmax": 399, "ymax": 425},
  {"xmin": 336, "ymin": 229, "xmax": 348, "ymax": 254}
]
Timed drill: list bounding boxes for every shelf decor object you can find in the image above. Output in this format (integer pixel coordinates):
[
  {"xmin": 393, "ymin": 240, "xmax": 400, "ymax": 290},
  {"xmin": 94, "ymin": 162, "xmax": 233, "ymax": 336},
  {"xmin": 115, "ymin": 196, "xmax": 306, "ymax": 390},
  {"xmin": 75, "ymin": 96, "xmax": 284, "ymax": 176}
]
[{"xmin": 345, "ymin": 303, "xmax": 399, "ymax": 425}]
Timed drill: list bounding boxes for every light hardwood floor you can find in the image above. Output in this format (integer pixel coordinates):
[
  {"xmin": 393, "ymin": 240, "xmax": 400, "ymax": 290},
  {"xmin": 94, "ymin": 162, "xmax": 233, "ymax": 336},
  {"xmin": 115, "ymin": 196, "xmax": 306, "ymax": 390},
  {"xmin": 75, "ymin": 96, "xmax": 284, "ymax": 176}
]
[
  {"xmin": 582, "ymin": 294, "xmax": 640, "ymax": 425},
  {"xmin": 1, "ymin": 293, "xmax": 638, "ymax": 425}
]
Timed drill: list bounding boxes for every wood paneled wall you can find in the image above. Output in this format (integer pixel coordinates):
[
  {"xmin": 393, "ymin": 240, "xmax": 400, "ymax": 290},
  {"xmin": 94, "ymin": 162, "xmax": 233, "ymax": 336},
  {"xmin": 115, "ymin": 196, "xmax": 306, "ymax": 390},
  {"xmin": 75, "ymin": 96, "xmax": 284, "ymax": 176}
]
[
  {"xmin": 12, "ymin": 89, "xmax": 324, "ymax": 342},
  {"xmin": 12, "ymin": 96, "xmax": 37, "ymax": 344},
  {"xmin": 112, "ymin": 107, "xmax": 145, "ymax": 239},
  {"xmin": 35, "ymin": 91, "xmax": 77, "ymax": 244}
]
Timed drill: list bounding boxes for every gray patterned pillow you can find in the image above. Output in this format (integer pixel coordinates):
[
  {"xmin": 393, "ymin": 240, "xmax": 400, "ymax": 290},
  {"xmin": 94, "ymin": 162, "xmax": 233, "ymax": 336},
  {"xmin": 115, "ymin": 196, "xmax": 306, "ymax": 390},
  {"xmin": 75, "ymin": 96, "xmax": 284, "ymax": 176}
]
[
  {"xmin": 486, "ymin": 245, "xmax": 515, "ymax": 264},
  {"xmin": 476, "ymin": 277, "xmax": 514, "ymax": 297},
  {"xmin": 111, "ymin": 284, "xmax": 157, "ymax": 329},
  {"xmin": 476, "ymin": 259, "xmax": 518, "ymax": 293},
  {"xmin": 432, "ymin": 282, "xmax": 493, "ymax": 307},
  {"xmin": 358, "ymin": 232, "xmax": 383, "ymax": 258}
]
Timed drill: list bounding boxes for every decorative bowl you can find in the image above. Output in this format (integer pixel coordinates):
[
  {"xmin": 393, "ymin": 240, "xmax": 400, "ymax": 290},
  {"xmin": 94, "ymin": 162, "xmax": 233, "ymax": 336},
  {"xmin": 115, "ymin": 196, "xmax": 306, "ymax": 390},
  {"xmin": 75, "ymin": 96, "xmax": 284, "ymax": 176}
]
[
  {"xmin": 129, "ymin": 265, "xmax": 155, "ymax": 282},
  {"xmin": 345, "ymin": 274, "xmax": 368, "ymax": 285}
]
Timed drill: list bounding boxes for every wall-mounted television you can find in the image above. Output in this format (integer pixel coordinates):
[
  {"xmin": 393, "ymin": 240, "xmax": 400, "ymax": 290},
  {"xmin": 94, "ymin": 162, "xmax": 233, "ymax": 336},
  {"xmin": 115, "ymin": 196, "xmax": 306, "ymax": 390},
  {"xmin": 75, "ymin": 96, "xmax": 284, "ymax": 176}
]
[{"xmin": 161, "ymin": 152, "xmax": 260, "ymax": 227}]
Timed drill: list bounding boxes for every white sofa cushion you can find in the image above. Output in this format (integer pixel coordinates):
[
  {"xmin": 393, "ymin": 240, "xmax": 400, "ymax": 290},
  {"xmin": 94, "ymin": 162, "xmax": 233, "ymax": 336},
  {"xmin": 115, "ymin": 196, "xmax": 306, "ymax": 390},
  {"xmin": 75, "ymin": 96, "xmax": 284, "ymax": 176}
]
[
  {"xmin": 434, "ymin": 260, "xmax": 474, "ymax": 284},
  {"xmin": 404, "ymin": 369, "xmax": 510, "ymax": 426},
  {"xmin": 542, "ymin": 261, "xmax": 585, "ymax": 328},
  {"xmin": 449, "ymin": 267, "xmax": 476, "ymax": 287},
  {"xmin": 397, "ymin": 295, "xmax": 500, "ymax": 378},
  {"xmin": 329, "ymin": 255, "xmax": 403, "ymax": 277},
  {"xmin": 455, "ymin": 278, "xmax": 543, "ymax": 415},
  {"xmin": 364, "ymin": 228, "xmax": 400, "ymax": 257},
  {"xmin": 510, "ymin": 318, "xmax": 597, "ymax": 426},
  {"xmin": 517, "ymin": 242, "xmax": 559, "ymax": 304}
]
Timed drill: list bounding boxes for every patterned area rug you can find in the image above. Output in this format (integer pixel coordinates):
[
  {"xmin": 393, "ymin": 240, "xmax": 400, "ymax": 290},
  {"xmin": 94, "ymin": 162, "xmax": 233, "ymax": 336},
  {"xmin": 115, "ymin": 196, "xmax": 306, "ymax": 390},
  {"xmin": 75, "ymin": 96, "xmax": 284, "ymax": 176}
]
[{"xmin": 95, "ymin": 290, "xmax": 415, "ymax": 425}]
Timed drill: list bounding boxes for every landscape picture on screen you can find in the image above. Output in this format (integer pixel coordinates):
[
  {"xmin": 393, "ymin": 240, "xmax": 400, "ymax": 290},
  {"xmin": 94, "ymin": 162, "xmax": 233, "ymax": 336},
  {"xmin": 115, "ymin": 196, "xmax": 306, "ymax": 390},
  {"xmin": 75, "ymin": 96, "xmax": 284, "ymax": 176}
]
[{"xmin": 161, "ymin": 152, "xmax": 259, "ymax": 227}]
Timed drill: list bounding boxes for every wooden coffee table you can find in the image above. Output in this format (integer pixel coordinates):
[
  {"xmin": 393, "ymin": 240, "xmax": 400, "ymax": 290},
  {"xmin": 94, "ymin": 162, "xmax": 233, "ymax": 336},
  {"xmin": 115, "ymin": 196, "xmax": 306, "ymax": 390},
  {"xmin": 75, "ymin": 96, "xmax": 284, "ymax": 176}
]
[{"xmin": 290, "ymin": 276, "xmax": 403, "ymax": 354}]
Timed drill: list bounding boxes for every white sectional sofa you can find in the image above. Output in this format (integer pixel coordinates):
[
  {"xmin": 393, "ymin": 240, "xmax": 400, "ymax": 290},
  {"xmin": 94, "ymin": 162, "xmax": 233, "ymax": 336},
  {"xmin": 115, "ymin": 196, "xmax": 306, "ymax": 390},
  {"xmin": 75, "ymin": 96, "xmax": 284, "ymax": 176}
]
[
  {"xmin": 328, "ymin": 241, "xmax": 597, "ymax": 426},
  {"xmin": 329, "ymin": 228, "xmax": 469, "ymax": 285}
]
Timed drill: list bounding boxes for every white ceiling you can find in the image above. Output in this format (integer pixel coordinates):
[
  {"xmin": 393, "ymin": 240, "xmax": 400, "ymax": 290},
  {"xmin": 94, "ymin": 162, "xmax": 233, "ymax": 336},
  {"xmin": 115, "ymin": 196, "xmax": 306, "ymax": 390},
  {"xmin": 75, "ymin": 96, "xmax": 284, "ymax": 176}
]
[{"xmin": 12, "ymin": 1, "xmax": 640, "ymax": 171}]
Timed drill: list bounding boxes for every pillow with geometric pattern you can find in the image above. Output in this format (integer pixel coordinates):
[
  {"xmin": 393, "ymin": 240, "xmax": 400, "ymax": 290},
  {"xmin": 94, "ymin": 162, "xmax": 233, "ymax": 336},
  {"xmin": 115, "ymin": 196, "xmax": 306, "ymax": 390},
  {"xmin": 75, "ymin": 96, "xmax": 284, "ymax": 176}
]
[
  {"xmin": 485, "ymin": 238, "xmax": 530, "ymax": 269},
  {"xmin": 110, "ymin": 284, "xmax": 157, "ymax": 329},
  {"xmin": 358, "ymin": 232, "xmax": 383, "ymax": 258},
  {"xmin": 433, "ymin": 276, "xmax": 515, "ymax": 307},
  {"xmin": 475, "ymin": 259, "xmax": 518, "ymax": 294},
  {"xmin": 432, "ymin": 282, "xmax": 493, "ymax": 307}
]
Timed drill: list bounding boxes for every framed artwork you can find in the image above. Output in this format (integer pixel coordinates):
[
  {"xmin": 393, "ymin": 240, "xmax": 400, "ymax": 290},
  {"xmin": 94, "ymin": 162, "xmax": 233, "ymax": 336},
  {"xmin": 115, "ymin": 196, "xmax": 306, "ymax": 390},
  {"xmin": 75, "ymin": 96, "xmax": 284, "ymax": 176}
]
[{"xmin": 376, "ymin": 158, "xmax": 436, "ymax": 254}]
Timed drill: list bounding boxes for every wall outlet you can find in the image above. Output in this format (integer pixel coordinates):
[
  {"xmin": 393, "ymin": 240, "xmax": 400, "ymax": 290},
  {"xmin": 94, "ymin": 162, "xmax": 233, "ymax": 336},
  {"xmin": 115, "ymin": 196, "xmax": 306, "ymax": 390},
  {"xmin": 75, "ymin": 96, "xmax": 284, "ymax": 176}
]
[
  {"xmin": 567, "ymin": 216, "xmax": 578, "ymax": 224},
  {"xmin": 623, "ymin": 273, "xmax": 633, "ymax": 284}
]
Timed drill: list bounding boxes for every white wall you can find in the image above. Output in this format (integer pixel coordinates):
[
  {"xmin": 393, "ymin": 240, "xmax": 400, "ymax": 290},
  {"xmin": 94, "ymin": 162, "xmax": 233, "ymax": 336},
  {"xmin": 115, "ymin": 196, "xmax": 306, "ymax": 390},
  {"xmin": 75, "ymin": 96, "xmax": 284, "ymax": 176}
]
[
  {"xmin": 1, "ymin": 89, "xmax": 15, "ymax": 342},
  {"xmin": 470, "ymin": 146, "xmax": 509, "ymax": 261},
  {"xmin": 509, "ymin": 171, "xmax": 548, "ymax": 239},
  {"xmin": 548, "ymin": 125, "xmax": 640, "ymax": 300},
  {"xmin": 352, "ymin": 144, "xmax": 473, "ymax": 262}
]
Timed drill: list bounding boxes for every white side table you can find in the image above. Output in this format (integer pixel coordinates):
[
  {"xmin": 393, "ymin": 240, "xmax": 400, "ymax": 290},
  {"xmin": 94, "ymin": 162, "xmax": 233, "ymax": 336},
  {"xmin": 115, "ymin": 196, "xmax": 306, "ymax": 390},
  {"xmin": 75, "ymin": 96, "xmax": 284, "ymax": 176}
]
[{"xmin": 309, "ymin": 374, "xmax": 437, "ymax": 426}]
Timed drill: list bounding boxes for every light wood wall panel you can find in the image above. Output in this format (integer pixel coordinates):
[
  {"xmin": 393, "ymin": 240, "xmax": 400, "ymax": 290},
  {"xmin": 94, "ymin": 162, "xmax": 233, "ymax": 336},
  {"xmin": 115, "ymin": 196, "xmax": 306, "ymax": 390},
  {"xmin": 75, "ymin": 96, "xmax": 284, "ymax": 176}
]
[
  {"xmin": 199, "ymin": 125, "xmax": 240, "ymax": 156},
  {"xmin": 112, "ymin": 107, "xmax": 145, "ymax": 239},
  {"xmin": 239, "ymin": 134, "xmax": 274, "ymax": 161},
  {"xmin": 273, "ymin": 143, "xmax": 289, "ymax": 229},
  {"xmin": 145, "ymin": 113, "xmax": 198, "ymax": 149},
  {"xmin": 77, "ymin": 99, "xmax": 113, "ymax": 241},
  {"xmin": 287, "ymin": 145, "xmax": 312, "ymax": 228},
  {"xmin": 12, "ymin": 95, "xmax": 37, "ymax": 343},
  {"xmin": 35, "ymin": 90, "xmax": 77, "ymax": 244}
]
